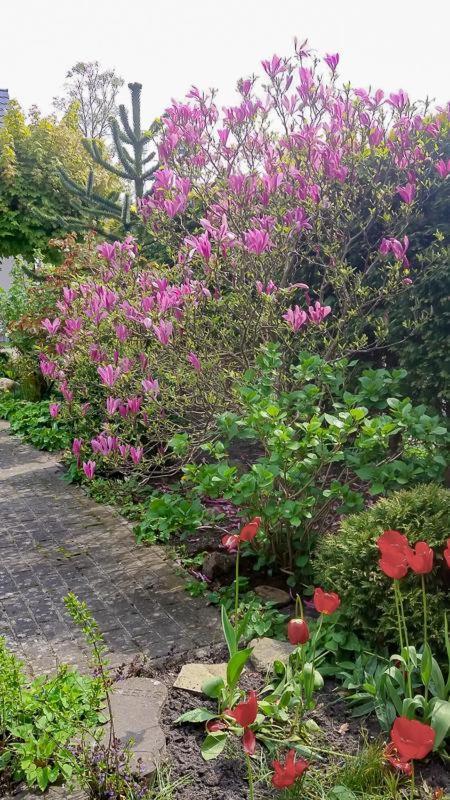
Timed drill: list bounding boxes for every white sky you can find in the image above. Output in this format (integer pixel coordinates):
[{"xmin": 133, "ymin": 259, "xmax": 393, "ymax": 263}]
[{"xmin": 1, "ymin": 0, "xmax": 449, "ymax": 124}]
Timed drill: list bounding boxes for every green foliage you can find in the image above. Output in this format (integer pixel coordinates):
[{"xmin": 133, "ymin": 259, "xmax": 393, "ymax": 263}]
[
  {"xmin": 183, "ymin": 346, "xmax": 449, "ymax": 580},
  {"xmin": 134, "ymin": 490, "xmax": 208, "ymax": 544},
  {"xmin": 0, "ymin": 637, "xmax": 102, "ymax": 792},
  {"xmin": 0, "ymin": 101, "xmax": 121, "ymax": 259},
  {"xmin": 314, "ymin": 484, "xmax": 450, "ymax": 653},
  {"xmin": 0, "ymin": 395, "xmax": 70, "ymax": 450}
]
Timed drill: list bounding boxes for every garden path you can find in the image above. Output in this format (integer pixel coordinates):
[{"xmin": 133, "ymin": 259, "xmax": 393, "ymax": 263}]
[{"xmin": 0, "ymin": 422, "xmax": 219, "ymax": 675}]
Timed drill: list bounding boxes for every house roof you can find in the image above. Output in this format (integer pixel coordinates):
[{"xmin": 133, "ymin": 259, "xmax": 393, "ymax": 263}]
[{"xmin": 0, "ymin": 89, "xmax": 9, "ymax": 125}]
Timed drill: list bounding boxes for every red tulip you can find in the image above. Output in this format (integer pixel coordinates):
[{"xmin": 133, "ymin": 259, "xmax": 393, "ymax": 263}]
[
  {"xmin": 242, "ymin": 727, "xmax": 256, "ymax": 755},
  {"xmin": 228, "ymin": 690, "xmax": 258, "ymax": 729},
  {"xmin": 391, "ymin": 717, "xmax": 435, "ymax": 761},
  {"xmin": 384, "ymin": 743, "xmax": 412, "ymax": 776},
  {"xmin": 379, "ymin": 551, "xmax": 408, "ymax": 579},
  {"xmin": 239, "ymin": 516, "xmax": 262, "ymax": 542},
  {"xmin": 206, "ymin": 719, "xmax": 228, "ymax": 733},
  {"xmin": 377, "ymin": 530, "xmax": 408, "ymax": 554},
  {"xmin": 313, "ymin": 587, "xmax": 340, "ymax": 615},
  {"xmin": 272, "ymin": 749, "xmax": 309, "ymax": 789},
  {"xmin": 444, "ymin": 539, "xmax": 450, "ymax": 568},
  {"xmin": 287, "ymin": 618, "xmax": 310, "ymax": 645},
  {"xmin": 221, "ymin": 533, "xmax": 240, "ymax": 552},
  {"xmin": 405, "ymin": 541, "xmax": 434, "ymax": 574}
]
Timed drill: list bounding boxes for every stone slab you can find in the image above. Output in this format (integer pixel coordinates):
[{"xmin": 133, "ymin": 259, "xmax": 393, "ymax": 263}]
[
  {"xmin": 173, "ymin": 662, "xmax": 228, "ymax": 694},
  {"xmin": 101, "ymin": 677, "xmax": 168, "ymax": 775},
  {"xmin": 249, "ymin": 637, "xmax": 295, "ymax": 673}
]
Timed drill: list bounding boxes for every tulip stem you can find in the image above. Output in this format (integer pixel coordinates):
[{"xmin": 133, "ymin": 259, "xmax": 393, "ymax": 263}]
[
  {"xmin": 395, "ymin": 581, "xmax": 412, "ymax": 698},
  {"xmin": 410, "ymin": 763, "xmax": 415, "ymax": 800},
  {"xmin": 234, "ymin": 545, "xmax": 241, "ymax": 622},
  {"xmin": 393, "ymin": 581, "xmax": 404, "ymax": 652},
  {"xmin": 245, "ymin": 753, "xmax": 254, "ymax": 800},
  {"xmin": 421, "ymin": 575, "xmax": 428, "ymax": 702}
]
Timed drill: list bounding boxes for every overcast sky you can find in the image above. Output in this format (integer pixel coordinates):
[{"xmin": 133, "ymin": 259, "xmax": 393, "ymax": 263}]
[{"xmin": 1, "ymin": 0, "xmax": 449, "ymax": 125}]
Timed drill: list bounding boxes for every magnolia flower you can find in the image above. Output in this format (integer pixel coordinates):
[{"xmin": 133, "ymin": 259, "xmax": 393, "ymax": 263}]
[
  {"xmin": 98, "ymin": 365, "xmax": 121, "ymax": 388},
  {"xmin": 106, "ymin": 397, "xmax": 121, "ymax": 415},
  {"xmin": 130, "ymin": 446, "xmax": 144, "ymax": 465},
  {"xmin": 49, "ymin": 403, "xmax": 60, "ymax": 418},
  {"xmin": 41, "ymin": 318, "xmax": 61, "ymax": 335},
  {"xmin": 152, "ymin": 320, "xmax": 173, "ymax": 346},
  {"xmin": 187, "ymin": 352, "xmax": 201, "ymax": 371},
  {"xmin": 243, "ymin": 228, "xmax": 272, "ymax": 254},
  {"xmin": 397, "ymin": 183, "xmax": 416, "ymax": 204},
  {"xmin": 283, "ymin": 305, "xmax": 308, "ymax": 332},
  {"xmin": 82, "ymin": 461, "xmax": 96, "ymax": 480},
  {"xmin": 308, "ymin": 301, "xmax": 331, "ymax": 324},
  {"xmin": 324, "ymin": 53, "xmax": 339, "ymax": 71},
  {"xmin": 142, "ymin": 377, "xmax": 160, "ymax": 396}
]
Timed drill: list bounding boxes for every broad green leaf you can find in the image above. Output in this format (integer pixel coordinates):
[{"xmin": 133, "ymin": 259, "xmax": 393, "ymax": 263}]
[
  {"xmin": 176, "ymin": 708, "xmax": 217, "ymax": 724},
  {"xmin": 221, "ymin": 604, "xmax": 237, "ymax": 658},
  {"xmin": 430, "ymin": 699, "xmax": 450, "ymax": 749},
  {"xmin": 200, "ymin": 732, "xmax": 228, "ymax": 761},
  {"xmin": 202, "ymin": 676, "xmax": 225, "ymax": 699},
  {"xmin": 226, "ymin": 648, "xmax": 253, "ymax": 689}
]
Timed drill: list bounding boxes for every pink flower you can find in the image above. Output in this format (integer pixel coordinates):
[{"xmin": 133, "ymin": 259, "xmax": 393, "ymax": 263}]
[
  {"xmin": 185, "ymin": 232, "xmax": 212, "ymax": 262},
  {"xmin": 106, "ymin": 397, "xmax": 121, "ymax": 415},
  {"xmin": 152, "ymin": 320, "xmax": 173, "ymax": 345},
  {"xmin": 130, "ymin": 446, "xmax": 144, "ymax": 464},
  {"xmin": 324, "ymin": 53, "xmax": 339, "ymax": 71},
  {"xmin": 397, "ymin": 183, "xmax": 416, "ymax": 204},
  {"xmin": 41, "ymin": 318, "xmax": 61, "ymax": 335},
  {"xmin": 118, "ymin": 444, "xmax": 130, "ymax": 459},
  {"xmin": 388, "ymin": 90, "xmax": 409, "ymax": 110},
  {"xmin": 243, "ymin": 229, "xmax": 272, "ymax": 254},
  {"xmin": 98, "ymin": 365, "xmax": 121, "ymax": 388},
  {"xmin": 49, "ymin": 403, "xmax": 60, "ymax": 418},
  {"xmin": 308, "ymin": 301, "xmax": 331, "ymax": 324},
  {"xmin": 62, "ymin": 287, "xmax": 77, "ymax": 304},
  {"xmin": 115, "ymin": 324, "xmax": 129, "ymax": 342},
  {"xmin": 187, "ymin": 352, "xmax": 201, "ymax": 371},
  {"xmin": 82, "ymin": 461, "xmax": 96, "ymax": 480},
  {"xmin": 97, "ymin": 242, "xmax": 116, "ymax": 261},
  {"xmin": 127, "ymin": 396, "xmax": 142, "ymax": 414},
  {"xmin": 435, "ymin": 159, "xmax": 450, "ymax": 178},
  {"xmin": 256, "ymin": 280, "xmax": 278, "ymax": 295},
  {"xmin": 283, "ymin": 305, "xmax": 308, "ymax": 332},
  {"xmin": 72, "ymin": 438, "xmax": 83, "ymax": 457},
  {"xmin": 261, "ymin": 55, "xmax": 285, "ymax": 79},
  {"xmin": 142, "ymin": 377, "xmax": 160, "ymax": 397}
]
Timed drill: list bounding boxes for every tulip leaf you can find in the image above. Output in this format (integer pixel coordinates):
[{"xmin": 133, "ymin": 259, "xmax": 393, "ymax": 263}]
[
  {"xmin": 430, "ymin": 699, "xmax": 450, "ymax": 749},
  {"xmin": 221, "ymin": 604, "xmax": 237, "ymax": 658},
  {"xmin": 202, "ymin": 676, "xmax": 225, "ymax": 699},
  {"xmin": 175, "ymin": 708, "xmax": 217, "ymax": 724},
  {"xmin": 226, "ymin": 648, "xmax": 253, "ymax": 689},
  {"xmin": 430, "ymin": 659, "xmax": 446, "ymax": 699},
  {"xmin": 200, "ymin": 732, "xmax": 228, "ymax": 761},
  {"xmin": 420, "ymin": 643, "xmax": 433, "ymax": 687}
]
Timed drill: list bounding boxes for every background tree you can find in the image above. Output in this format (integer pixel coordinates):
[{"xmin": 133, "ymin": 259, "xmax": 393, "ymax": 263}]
[
  {"xmin": 53, "ymin": 61, "xmax": 124, "ymax": 140},
  {"xmin": 0, "ymin": 100, "xmax": 122, "ymax": 259}
]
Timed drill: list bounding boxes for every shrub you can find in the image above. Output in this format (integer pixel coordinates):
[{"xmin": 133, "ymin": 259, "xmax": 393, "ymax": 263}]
[
  {"xmin": 39, "ymin": 41, "xmax": 450, "ymax": 478},
  {"xmin": 0, "ymin": 395, "xmax": 70, "ymax": 451},
  {"xmin": 314, "ymin": 484, "xmax": 450, "ymax": 653},
  {"xmin": 182, "ymin": 347, "xmax": 449, "ymax": 581}
]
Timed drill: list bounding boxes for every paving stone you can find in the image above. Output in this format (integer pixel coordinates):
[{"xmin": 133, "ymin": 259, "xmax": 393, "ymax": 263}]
[
  {"xmin": 254, "ymin": 585, "xmax": 291, "ymax": 607},
  {"xmin": 249, "ymin": 637, "xmax": 296, "ymax": 673},
  {"xmin": 100, "ymin": 677, "xmax": 168, "ymax": 775},
  {"xmin": 0, "ymin": 425, "xmax": 219, "ymax": 675},
  {"xmin": 173, "ymin": 662, "xmax": 228, "ymax": 693}
]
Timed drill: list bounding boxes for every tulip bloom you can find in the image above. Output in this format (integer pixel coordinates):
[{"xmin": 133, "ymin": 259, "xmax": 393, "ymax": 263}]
[
  {"xmin": 377, "ymin": 530, "xmax": 409, "ymax": 579},
  {"xmin": 287, "ymin": 618, "xmax": 310, "ymax": 645},
  {"xmin": 444, "ymin": 539, "xmax": 450, "ymax": 568},
  {"xmin": 384, "ymin": 743, "xmax": 412, "ymax": 776},
  {"xmin": 313, "ymin": 587, "xmax": 340, "ymax": 615},
  {"xmin": 390, "ymin": 717, "xmax": 435, "ymax": 761},
  {"xmin": 405, "ymin": 542, "xmax": 433, "ymax": 574},
  {"xmin": 221, "ymin": 533, "xmax": 240, "ymax": 552},
  {"xmin": 221, "ymin": 517, "xmax": 262, "ymax": 552},
  {"xmin": 228, "ymin": 691, "xmax": 258, "ymax": 728},
  {"xmin": 272, "ymin": 749, "xmax": 309, "ymax": 788}
]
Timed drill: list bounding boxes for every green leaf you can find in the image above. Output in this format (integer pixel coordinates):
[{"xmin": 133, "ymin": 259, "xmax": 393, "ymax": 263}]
[
  {"xmin": 430, "ymin": 699, "xmax": 450, "ymax": 749},
  {"xmin": 226, "ymin": 648, "xmax": 253, "ymax": 689},
  {"xmin": 221, "ymin": 604, "xmax": 237, "ymax": 658},
  {"xmin": 36, "ymin": 766, "xmax": 50, "ymax": 791},
  {"xmin": 200, "ymin": 732, "xmax": 228, "ymax": 761},
  {"xmin": 328, "ymin": 788, "xmax": 357, "ymax": 800},
  {"xmin": 202, "ymin": 676, "xmax": 225, "ymax": 699},
  {"xmin": 420, "ymin": 643, "xmax": 433, "ymax": 687},
  {"xmin": 176, "ymin": 708, "xmax": 217, "ymax": 724}
]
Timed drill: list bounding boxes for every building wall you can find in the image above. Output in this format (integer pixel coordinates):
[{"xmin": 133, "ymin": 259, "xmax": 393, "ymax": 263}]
[{"xmin": 0, "ymin": 257, "xmax": 14, "ymax": 291}]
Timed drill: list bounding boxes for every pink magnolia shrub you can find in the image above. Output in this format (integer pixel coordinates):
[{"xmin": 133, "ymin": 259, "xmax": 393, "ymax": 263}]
[{"xmin": 40, "ymin": 41, "xmax": 449, "ymax": 477}]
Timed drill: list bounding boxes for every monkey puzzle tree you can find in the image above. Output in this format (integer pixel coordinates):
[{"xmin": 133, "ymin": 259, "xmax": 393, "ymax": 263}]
[{"xmin": 58, "ymin": 82, "xmax": 159, "ymax": 238}]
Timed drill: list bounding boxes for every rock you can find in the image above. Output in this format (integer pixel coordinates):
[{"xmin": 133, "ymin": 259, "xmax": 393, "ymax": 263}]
[
  {"xmin": 100, "ymin": 677, "xmax": 167, "ymax": 776},
  {"xmin": 254, "ymin": 585, "xmax": 291, "ymax": 607},
  {"xmin": 173, "ymin": 662, "xmax": 228, "ymax": 694},
  {"xmin": 202, "ymin": 551, "xmax": 235, "ymax": 581},
  {"xmin": 0, "ymin": 377, "xmax": 17, "ymax": 392},
  {"xmin": 249, "ymin": 637, "xmax": 295, "ymax": 673}
]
